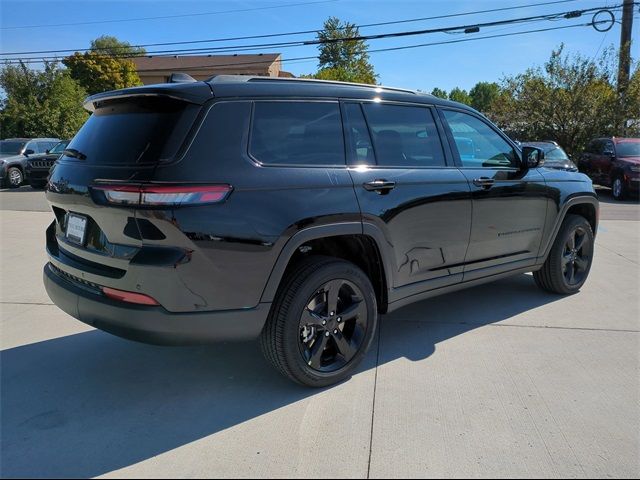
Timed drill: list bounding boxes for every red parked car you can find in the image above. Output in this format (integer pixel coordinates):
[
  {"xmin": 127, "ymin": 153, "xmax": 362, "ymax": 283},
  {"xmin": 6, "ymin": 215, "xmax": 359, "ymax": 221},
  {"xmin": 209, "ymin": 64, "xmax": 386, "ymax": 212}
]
[{"xmin": 578, "ymin": 137, "xmax": 640, "ymax": 200}]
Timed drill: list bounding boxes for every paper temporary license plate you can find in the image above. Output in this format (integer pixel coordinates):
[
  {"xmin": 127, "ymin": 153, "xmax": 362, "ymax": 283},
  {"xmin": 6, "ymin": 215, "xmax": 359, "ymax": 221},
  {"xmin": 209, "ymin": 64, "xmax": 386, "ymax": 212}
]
[{"xmin": 66, "ymin": 213, "xmax": 87, "ymax": 245}]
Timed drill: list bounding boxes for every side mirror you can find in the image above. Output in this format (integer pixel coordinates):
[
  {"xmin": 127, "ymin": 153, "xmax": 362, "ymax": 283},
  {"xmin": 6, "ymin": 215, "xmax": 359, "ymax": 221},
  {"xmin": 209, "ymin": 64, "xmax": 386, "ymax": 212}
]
[
  {"xmin": 23, "ymin": 149, "xmax": 35, "ymax": 156},
  {"xmin": 521, "ymin": 146, "xmax": 545, "ymax": 169},
  {"xmin": 45, "ymin": 149, "xmax": 50, "ymax": 154}
]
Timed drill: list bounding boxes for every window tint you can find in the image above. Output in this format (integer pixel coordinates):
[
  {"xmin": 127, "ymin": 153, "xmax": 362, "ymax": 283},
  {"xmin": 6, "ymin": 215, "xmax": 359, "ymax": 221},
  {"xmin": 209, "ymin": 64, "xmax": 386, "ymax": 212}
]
[
  {"xmin": 25, "ymin": 141, "xmax": 39, "ymax": 153},
  {"xmin": 362, "ymin": 103, "xmax": 445, "ymax": 167},
  {"xmin": 443, "ymin": 110, "xmax": 517, "ymax": 168},
  {"xmin": 343, "ymin": 103, "xmax": 375, "ymax": 165},
  {"xmin": 250, "ymin": 101, "xmax": 344, "ymax": 166},
  {"xmin": 67, "ymin": 97, "xmax": 199, "ymax": 165}
]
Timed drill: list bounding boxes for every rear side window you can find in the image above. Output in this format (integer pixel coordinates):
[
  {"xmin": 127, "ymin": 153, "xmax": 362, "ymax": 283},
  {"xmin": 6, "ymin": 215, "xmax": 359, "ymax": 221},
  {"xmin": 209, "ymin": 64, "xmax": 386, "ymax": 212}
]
[
  {"xmin": 249, "ymin": 101, "xmax": 344, "ymax": 166},
  {"xmin": 65, "ymin": 97, "xmax": 199, "ymax": 165},
  {"xmin": 361, "ymin": 103, "xmax": 445, "ymax": 168}
]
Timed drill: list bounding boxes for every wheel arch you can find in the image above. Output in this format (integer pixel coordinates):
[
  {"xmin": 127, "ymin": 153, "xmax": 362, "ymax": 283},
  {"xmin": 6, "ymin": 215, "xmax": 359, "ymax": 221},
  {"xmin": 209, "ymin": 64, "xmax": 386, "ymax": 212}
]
[
  {"xmin": 539, "ymin": 194, "xmax": 599, "ymax": 260},
  {"xmin": 260, "ymin": 222, "xmax": 394, "ymax": 313}
]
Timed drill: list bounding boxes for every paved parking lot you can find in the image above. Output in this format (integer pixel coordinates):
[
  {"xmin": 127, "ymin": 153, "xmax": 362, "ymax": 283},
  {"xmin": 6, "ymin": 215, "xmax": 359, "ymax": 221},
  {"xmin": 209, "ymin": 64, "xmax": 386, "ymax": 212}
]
[{"xmin": 1, "ymin": 187, "xmax": 639, "ymax": 478}]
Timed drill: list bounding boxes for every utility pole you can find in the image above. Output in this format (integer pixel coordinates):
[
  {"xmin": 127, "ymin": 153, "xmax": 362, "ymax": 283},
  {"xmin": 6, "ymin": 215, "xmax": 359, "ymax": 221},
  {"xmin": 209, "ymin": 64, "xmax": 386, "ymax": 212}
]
[{"xmin": 618, "ymin": 0, "xmax": 634, "ymax": 133}]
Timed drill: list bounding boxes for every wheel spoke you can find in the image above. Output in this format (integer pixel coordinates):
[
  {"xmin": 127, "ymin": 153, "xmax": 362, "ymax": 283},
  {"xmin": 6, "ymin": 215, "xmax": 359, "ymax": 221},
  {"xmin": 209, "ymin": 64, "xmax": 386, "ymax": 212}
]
[
  {"xmin": 574, "ymin": 232, "xmax": 586, "ymax": 252},
  {"xmin": 308, "ymin": 334, "xmax": 329, "ymax": 369},
  {"xmin": 566, "ymin": 233, "xmax": 575, "ymax": 250},
  {"xmin": 324, "ymin": 280, "xmax": 342, "ymax": 315},
  {"xmin": 575, "ymin": 256, "xmax": 589, "ymax": 272},
  {"xmin": 567, "ymin": 264, "xmax": 576, "ymax": 284},
  {"xmin": 332, "ymin": 330, "xmax": 357, "ymax": 361},
  {"xmin": 338, "ymin": 297, "xmax": 366, "ymax": 322},
  {"xmin": 561, "ymin": 253, "xmax": 572, "ymax": 267}
]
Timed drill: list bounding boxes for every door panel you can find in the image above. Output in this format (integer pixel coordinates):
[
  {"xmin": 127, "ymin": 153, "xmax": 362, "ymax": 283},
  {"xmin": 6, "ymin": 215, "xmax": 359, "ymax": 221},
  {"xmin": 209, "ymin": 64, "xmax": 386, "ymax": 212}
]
[
  {"xmin": 439, "ymin": 108, "xmax": 549, "ymax": 278},
  {"xmin": 342, "ymin": 102, "xmax": 472, "ymax": 292}
]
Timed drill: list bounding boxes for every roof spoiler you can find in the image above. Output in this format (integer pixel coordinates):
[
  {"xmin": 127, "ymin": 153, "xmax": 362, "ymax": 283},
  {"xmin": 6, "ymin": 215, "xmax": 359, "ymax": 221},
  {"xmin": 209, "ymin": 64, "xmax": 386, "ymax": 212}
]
[{"xmin": 82, "ymin": 82, "xmax": 213, "ymax": 112}]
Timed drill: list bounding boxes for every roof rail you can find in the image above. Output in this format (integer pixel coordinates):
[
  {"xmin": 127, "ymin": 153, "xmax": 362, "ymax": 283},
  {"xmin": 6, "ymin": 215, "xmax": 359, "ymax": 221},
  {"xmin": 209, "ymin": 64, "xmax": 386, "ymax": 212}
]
[{"xmin": 246, "ymin": 76, "xmax": 418, "ymax": 94}]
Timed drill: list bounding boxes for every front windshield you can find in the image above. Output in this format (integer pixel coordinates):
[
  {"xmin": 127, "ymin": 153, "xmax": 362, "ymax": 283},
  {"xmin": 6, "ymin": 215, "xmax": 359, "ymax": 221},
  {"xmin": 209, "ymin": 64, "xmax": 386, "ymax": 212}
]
[
  {"xmin": 544, "ymin": 146, "xmax": 569, "ymax": 161},
  {"xmin": 50, "ymin": 141, "xmax": 69, "ymax": 154},
  {"xmin": 616, "ymin": 142, "xmax": 640, "ymax": 157},
  {"xmin": 0, "ymin": 141, "xmax": 26, "ymax": 155}
]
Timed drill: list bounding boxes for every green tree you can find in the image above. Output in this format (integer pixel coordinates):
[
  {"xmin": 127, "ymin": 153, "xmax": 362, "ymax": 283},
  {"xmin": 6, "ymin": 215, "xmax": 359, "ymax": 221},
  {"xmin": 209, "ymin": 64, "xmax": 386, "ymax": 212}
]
[
  {"xmin": 430, "ymin": 87, "xmax": 448, "ymax": 99},
  {"xmin": 303, "ymin": 17, "xmax": 377, "ymax": 84},
  {"xmin": 448, "ymin": 87, "xmax": 472, "ymax": 105},
  {"xmin": 89, "ymin": 35, "xmax": 146, "ymax": 57},
  {"xmin": 64, "ymin": 36, "xmax": 144, "ymax": 95},
  {"xmin": 0, "ymin": 61, "xmax": 88, "ymax": 139},
  {"xmin": 469, "ymin": 81, "xmax": 500, "ymax": 113},
  {"xmin": 488, "ymin": 45, "xmax": 625, "ymax": 155}
]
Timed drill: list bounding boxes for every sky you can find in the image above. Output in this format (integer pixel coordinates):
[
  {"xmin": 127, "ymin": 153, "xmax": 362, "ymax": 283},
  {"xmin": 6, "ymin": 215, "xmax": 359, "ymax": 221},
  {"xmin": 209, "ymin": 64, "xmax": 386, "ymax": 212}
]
[{"xmin": 1, "ymin": 0, "xmax": 637, "ymax": 92}]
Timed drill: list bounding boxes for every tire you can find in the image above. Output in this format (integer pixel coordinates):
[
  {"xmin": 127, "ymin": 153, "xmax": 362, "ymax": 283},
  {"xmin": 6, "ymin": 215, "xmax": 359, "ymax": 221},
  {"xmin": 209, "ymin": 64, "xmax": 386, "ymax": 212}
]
[
  {"xmin": 260, "ymin": 255, "xmax": 378, "ymax": 387},
  {"xmin": 6, "ymin": 167, "xmax": 23, "ymax": 188},
  {"xmin": 534, "ymin": 214, "xmax": 594, "ymax": 295},
  {"xmin": 612, "ymin": 176, "xmax": 627, "ymax": 201}
]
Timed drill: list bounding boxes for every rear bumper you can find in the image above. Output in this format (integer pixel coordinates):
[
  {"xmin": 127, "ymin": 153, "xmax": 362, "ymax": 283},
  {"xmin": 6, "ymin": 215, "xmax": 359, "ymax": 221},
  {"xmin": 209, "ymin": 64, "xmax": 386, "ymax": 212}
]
[{"xmin": 44, "ymin": 262, "xmax": 269, "ymax": 345}]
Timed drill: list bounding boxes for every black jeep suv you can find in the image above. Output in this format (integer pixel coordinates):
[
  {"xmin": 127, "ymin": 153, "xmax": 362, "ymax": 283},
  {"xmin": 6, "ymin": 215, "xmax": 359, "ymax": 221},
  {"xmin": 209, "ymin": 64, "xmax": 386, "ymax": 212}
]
[{"xmin": 44, "ymin": 76, "xmax": 598, "ymax": 387}]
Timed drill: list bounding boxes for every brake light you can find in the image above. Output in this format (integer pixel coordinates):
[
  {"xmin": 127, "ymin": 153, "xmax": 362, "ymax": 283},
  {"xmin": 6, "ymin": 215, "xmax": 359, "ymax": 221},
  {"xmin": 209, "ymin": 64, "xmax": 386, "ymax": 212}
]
[
  {"xmin": 92, "ymin": 184, "xmax": 232, "ymax": 206},
  {"xmin": 103, "ymin": 287, "xmax": 159, "ymax": 306}
]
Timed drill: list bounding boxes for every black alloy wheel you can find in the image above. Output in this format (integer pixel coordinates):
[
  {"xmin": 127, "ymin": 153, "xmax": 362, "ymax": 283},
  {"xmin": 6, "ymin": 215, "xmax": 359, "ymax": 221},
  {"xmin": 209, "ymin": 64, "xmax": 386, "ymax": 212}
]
[
  {"xmin": 261, "ymin": 256, "xmax": 377, "ymax": 387},
  {"xmin": 298, "ymin": 279, "xmax": 368, "ymax": 372}
]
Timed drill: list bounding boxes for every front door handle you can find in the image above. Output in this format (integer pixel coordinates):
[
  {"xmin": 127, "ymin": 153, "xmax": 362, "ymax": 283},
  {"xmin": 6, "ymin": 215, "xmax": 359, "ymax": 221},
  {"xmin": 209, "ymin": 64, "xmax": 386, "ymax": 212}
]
[
  {"xmin": 473, "ymin": 177, "xmax": 495, "ymax": 189},
  {"xmin": 363, "ymin": 179, "xmax": 396, "ymax": 194}
]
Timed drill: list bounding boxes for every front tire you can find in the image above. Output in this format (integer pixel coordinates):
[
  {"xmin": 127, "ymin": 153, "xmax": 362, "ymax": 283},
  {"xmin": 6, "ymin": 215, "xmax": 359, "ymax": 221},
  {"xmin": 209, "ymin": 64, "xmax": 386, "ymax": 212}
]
[
  {"xmin": 612, "ymin": 176, "xmax": 627, "ymax": 201},
  {"xmin": 260, "ymin": 256, "xmax": 378, "ymax": 387},
  {"xmin": 534, "ymin": 214, "xmax": 594, "ymax": 294},
  {"xmin": 6, "ymin": 167, "xmax": 23, "ymax": 188}
]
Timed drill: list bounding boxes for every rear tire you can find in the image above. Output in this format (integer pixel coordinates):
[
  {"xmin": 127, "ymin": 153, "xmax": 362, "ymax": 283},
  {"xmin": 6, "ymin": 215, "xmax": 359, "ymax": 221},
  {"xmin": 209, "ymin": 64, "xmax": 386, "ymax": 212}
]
[
  {"xmin": 260, "ymin": 255, "xmax": 378, "ymax": 387},
  {"xmin": 534, "ymin": 214, "xmax": 594, "ymax": 295}
]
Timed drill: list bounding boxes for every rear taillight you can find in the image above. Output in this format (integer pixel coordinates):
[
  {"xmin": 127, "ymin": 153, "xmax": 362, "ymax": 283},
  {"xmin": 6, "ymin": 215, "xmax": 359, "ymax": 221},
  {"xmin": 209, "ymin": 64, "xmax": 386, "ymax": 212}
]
[
  {"xmin": 92, "ymin": 184, "xmax": 232, "ymax": 207},
  {"xmin": 102, "ymin": 287, "xmax": 159, "ymax": 306}
]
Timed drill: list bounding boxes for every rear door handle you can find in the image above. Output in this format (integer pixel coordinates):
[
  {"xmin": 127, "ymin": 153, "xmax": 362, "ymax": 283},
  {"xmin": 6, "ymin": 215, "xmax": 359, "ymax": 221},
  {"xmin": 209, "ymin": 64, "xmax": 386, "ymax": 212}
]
[
  {"xmin": 473, "ymin": 177, "xmax": 495, "ymax": 189},
  {"xmin": 363, "ymin": 179, "xmax": 396, "ymax": 194}
]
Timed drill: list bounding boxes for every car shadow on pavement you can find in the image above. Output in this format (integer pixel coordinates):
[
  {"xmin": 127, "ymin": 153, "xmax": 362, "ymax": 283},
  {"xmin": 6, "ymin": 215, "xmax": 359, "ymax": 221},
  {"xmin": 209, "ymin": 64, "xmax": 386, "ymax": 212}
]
[{"xmin": 1, "ymin": 274, "xmax": 562, "ymax": 478}]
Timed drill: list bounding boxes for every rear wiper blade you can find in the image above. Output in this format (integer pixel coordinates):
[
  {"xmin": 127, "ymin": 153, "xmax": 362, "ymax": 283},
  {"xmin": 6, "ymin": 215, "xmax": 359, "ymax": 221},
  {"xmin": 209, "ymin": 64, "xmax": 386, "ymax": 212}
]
[{"xmin": 63, "ymin": 148, "xmax": 87, "ymax": 160}]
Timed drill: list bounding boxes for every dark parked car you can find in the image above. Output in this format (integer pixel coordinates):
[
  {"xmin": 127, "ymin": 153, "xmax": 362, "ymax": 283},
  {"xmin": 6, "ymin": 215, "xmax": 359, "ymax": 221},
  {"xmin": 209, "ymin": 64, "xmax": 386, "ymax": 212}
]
[
  {"xmin": 521, "ymin": 141, "xmax": 578, "ymax": 172},
  {"xmin": 578, "ymin": 137, "xmax": 640, "ymax": 200},
  {"xmin": 0, "ymin": 138, "xmax": 61, "ymax": 188},
  {"xmin": 25, "ymin": 140, "xmax": 70, "ymax": 189},
  {"xmin": 43, "ymin": 76, "xmax": 598, "ymax": 387}
]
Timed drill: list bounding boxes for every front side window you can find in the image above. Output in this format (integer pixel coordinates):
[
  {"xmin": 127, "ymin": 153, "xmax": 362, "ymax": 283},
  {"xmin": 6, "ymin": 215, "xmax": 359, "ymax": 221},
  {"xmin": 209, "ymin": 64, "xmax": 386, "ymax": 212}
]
[
  {"xmin": 25, "ymin": 141, "xmax": 40, "ymax": 153},
  {"xmin": 442, "ymin": 110, "xmax": 517, "ymax": 168},
  {"xmin": 250, "ymin": 101, "xmax": 344, "ymax": 166},
  {"xmin": 361, "ymin": 103, "xmax": 445, "ymax": 168}
]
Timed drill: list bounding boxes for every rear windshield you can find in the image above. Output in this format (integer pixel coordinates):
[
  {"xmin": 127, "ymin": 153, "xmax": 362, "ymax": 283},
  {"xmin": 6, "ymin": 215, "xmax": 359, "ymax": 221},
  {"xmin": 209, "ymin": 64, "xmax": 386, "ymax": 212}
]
[{"xmin": 64, "ymin": 97, "xmax": 199, "ymax": 165}]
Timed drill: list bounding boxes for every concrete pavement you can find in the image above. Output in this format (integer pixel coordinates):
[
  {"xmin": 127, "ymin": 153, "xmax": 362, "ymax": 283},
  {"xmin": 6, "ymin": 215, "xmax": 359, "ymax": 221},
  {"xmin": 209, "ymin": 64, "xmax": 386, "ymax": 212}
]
[{"xmin": 0, "ymin": 194, "xmax": 638, "ymax": 478}]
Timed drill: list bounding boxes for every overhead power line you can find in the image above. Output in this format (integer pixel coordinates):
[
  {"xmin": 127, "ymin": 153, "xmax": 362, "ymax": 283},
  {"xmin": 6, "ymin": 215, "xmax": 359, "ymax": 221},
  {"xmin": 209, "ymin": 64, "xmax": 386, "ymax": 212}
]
[
  {"xmin": 105, "ymin": 21, "xmax": 625, "ymax": 74},
  {"xmin": 1, "ymin": 3, "xmax": 625, "ymax": 64},
  {"xmin": 0, "ymin": 0, "xmax": 579, "ymax": 55},
  {"xmin": 0, "ymin": 0, "xmax": 338, "ymax": 30}
]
